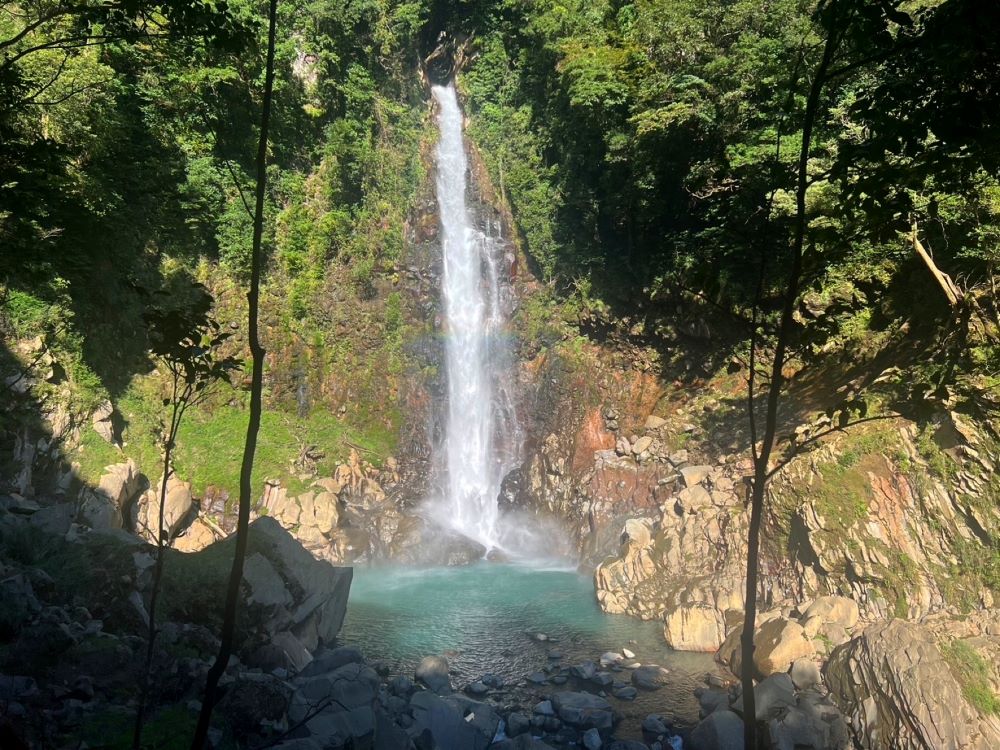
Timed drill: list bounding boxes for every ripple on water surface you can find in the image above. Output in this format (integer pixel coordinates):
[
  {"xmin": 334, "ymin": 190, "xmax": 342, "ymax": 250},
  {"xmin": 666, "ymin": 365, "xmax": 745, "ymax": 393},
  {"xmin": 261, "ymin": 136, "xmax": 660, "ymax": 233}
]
[{"xmin": 337, "ymin": 562, "xmax": 721, "ymax": 733}]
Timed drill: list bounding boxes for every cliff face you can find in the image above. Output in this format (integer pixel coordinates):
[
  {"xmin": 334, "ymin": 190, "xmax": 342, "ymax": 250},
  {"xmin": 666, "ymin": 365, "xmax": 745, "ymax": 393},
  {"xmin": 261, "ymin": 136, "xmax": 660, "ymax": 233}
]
[{"xmin": 505, "ymin": 315, "xmax": 999, "ymax": 647}]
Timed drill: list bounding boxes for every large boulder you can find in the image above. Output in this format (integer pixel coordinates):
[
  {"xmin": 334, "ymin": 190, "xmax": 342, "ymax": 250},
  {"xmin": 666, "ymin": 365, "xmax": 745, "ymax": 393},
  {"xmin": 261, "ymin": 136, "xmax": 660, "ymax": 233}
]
[
  {"xmin": 663, "ymin": 603, "xmax": 726, "ymax": 651},
  {"xmin": 247, "ymin": 517, "xmax": 352, "ymax": 646},
  {"xmin": 753, "ymin": 617, "xmax": 815, "ymax": 677},
  {"xmin": 550, "ymin": 691, "xmax": 615, "ymax": 730},
  {"xmin": 631, "ymin": 665, "xmax": 670, "ymax": 690},
  {"xmin": 409, "ymin": 690, "xmax": 491, "ymax": 750},
  {"xmin": 689, "ymin": 710, "xmax": 744, "ymax": 750},
  {"xmin": 136, "ymin": 474, "xmax": 193, "ymax": 542},
  {"xmin": 415, "ymin": 654, "xmax": 452, "ymax": 694},
  {"xmin": 169, "ymin": 517, "xmax": 353, "ymax": 651},
  {"xmin": 825, "ymin": 619, "xmax": 1000, "ymax": 749},
  {"xmin": 79, "ymin": 460, "xmax": 144, "ymax": 530},
  {"xmin": 288, "ymin": 662, "xmax": 381, "ymax": 747}
]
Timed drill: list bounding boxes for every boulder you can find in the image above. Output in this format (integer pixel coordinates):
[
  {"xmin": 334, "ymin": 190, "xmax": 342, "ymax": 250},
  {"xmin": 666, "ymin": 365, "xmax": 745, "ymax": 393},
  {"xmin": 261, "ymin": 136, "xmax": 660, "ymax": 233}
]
[
  {"xmin": 768, "ymin": 702, "xmax": 846, "ymax": 750},
  {"xmin": 644, "ymin": 415, "xmax": 667, "ymax": 430},
  {"xmin": 78, "ymin": 460, "xmax": 144, "ymax": 529},
  {"xmin": 570, "ymin": 661, "xmax": 599, "ymax": 681},
  {"xmin": 698, "ymin": 689, "xmax": 730, "ymax": 716},
  {"xmin": 550, "ymin": 691, "xmax": 615, "ymax": 730},
  {"xmin": 689, "ymin": 710, "xmax": 744, "ymax": 750},
  {"xmin": 749, "ymin": 673, "xmax": 796, "ymax": 721},
  {"xmin": 802, "ymin": 596, "xmax": 859, "ymax": 630},
  {"xmin": 136, "ymin": 475, "xmax": 193, "ymax": 542},
  {"xmin": 676, "ymin": 485, "xmax": 712, "ymax": 513},
  {"xmin": 753, "ymin": 617, "xmax": 815, "ymax": 677},
  {"xmin": 442, "ymin": 694, "xmax": 501, "ymax": 742},
  {"xmin": 663, "ymin": 603, "xmax": 726, "ymax": 651},
  {"xmin": 600, "ymin": 651, "xmax": 623, "ymax": 668},
  {"xmin": 506, "ymin": 711, "xmax": 530, "ymax": 737},
  {"xmin": 91, "ymin": 400, "xmax": 116, "ymax": 444},
  {"xmin": 173, "ymin": 518, "xmax": 216, "ymax": 552},
  {"xmin": 415, "ymin": 654, "xmax": 451, "ymax": 694},
  {"xmin": 254, "ymin": 517, "xmax": 352, "ymax": 644},
  {"xmin": 97, "ymin": 460, "xmax": 142, "ymax": 507},
  {"xmin": 79, "ymin": 490, "xmax": 122, "ymax": 530},
  {"xmin": 632, "ymin": 436, "xmax": 654, "ymax": 455},
  {"xmin": 790, "ymin": 657, "xmax": 822, "ymax": 690},
  {"xmin": 825, "ymin": 620, "xmax": 1000, "ymax": 749},
  {"xmin": 244, "ymin": 552, "xmax": 294, "ymax": 608},
  {"xmin": 680, "ymin": 465, "xmax": 712, "ymax": 487},
  {"xmin": 631, "ymin": 665, "xmax": 670, "ymax": 690},
  {"xmin": 582, "ymin": 727, "xmax": 602, "ymax": 750},
  {"xmin": 409, "ymin": 690, "xmax": 490, "ymax": 750}
]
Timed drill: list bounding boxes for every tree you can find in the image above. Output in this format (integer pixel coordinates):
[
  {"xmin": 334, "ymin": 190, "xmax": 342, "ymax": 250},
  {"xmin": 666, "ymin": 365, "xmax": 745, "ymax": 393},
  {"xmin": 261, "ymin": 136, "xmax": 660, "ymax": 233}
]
[
  {"xmin": 0, "ymin": 0, "xmax": 243, "ymax": 74},
  {"xmin": 190, "ymin": 0, "xmax": 277, "ymax": 743},
  {"xmin": 132, "ymin": 285, "xmax": 238, "ymax": 750},
  {"xmin": 736, "ymin": 0, "xmax": 1000, "ymax": 744}
]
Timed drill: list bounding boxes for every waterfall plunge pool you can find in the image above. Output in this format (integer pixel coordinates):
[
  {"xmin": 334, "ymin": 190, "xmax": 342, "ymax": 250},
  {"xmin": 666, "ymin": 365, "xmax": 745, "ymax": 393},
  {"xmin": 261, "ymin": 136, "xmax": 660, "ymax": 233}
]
[{"xmin": 337, "ymin": 562, "xmax": 722, "ymax": 737}]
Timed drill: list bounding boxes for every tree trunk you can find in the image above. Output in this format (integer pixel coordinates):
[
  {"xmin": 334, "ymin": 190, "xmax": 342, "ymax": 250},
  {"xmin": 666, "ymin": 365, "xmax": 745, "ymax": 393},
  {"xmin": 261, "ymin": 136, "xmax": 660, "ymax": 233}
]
[
  {"xmin": 740, "ymin": 7, "xmax": 841, "ymax": 748},
  {"xmin": 189, "ymin": 0, "xmax": 277, "ymax": 744},
  {"xmin": 132, "ymin": 391, "xmax": 180, "ymax": 750}
]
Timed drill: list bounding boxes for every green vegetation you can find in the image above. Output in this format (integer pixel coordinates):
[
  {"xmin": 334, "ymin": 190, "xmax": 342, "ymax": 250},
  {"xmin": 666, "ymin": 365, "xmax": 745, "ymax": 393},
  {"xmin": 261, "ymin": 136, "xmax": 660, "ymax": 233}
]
[
  {"xmin": 0, "ymin": 0, "xmax": 435, "ymax": 494},
  {"xmin": 808, "ymin": 428, "xmax": 900, "ymax": 531},
  {"xmin": 915, "ymin": 423, "xmax": 959, "ymax": 481},
  {"xmin": 456, "ymin": 0, "xmax": 1000, "ymax": 424},
  {"xmin": 75, "ymin": 385, "xmax": 396, "ymax": 498},
  {"xmin": 80, "ymin": 705, "xmax": 224, "ymax": 750},
  {"xmin": 941, "ymin": 639, "xmax": 1000, "ymax": 716}
]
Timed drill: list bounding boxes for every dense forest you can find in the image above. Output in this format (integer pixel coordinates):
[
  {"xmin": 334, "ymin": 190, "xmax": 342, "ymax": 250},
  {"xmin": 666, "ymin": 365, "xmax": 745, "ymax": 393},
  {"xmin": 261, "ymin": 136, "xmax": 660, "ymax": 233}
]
[
  {"xmin": 1, "ymin": 0, "xmax": 999, "ymax": 748},
  {"xmin": 3, "ymin": 0, "xmax": 998, "ymax": 478}
]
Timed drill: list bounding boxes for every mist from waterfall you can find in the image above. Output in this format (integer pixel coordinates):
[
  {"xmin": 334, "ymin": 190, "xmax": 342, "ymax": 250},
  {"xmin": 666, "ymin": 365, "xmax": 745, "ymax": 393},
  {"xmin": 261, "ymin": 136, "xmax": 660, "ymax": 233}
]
[{"xmin": 428, "ymin": 82, "xmax": 522, "ymax": 553}]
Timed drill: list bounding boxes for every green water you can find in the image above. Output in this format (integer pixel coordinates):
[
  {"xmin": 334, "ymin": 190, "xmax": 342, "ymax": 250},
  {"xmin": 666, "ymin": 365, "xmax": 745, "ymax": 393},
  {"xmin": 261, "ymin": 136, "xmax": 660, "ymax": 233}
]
[{"xmin": 337, "ymin": 562, "xmax": 720, "ymax": 731}]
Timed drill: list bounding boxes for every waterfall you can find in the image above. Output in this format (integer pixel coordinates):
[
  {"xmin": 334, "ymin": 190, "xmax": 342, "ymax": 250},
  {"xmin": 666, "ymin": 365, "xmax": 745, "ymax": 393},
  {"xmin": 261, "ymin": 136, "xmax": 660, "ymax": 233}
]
[{"xmin": 429, "ymin": 82, "xmax": 520, "ymax": 552}]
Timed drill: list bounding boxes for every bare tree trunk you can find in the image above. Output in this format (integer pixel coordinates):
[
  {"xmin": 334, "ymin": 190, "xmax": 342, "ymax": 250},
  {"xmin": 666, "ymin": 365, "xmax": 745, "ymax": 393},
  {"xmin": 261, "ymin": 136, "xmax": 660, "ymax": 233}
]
[
  {"xmin": 911, "ymin": 220, "xmax": 961, "ymax": 307},
  {"xmin": 740, "ymin": 7, "xmax": 841, "ymax": 748},
  {"xmin": 189, "ymin": 0, "xmax": 277, "ymax": 744},
  {"xmin": 132, "ymin": 385, "xmax": 181, "ymax": 750}
]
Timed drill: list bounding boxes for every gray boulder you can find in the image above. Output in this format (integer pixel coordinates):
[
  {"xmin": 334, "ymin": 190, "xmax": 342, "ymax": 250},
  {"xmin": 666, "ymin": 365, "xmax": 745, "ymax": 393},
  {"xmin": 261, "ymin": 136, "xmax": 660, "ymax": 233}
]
[
  {"xmin": 299, "ymin": 646, "xmax": 364, "ymax": 677},
  {"xmin": 550, "ymin": 691, "xmax": 615, "ymax": 731},
  {"xmin": 246, "ymin": 517, "xmax": 353, "ymax": 646},
  {"xmin": 689, "ymin": 710, "xmax": 744, "ymax": 750},
  {"xmin": 415, "ymin": 654, "xmax": 452, "ymax": 694},
  {"xmin": 631, "ymin": 665, "xmax": 670, "ymax": 690},
  {"xmin": 790, "ymin": 657, "xmax": 822, "ymax": 690},
  {"xmin": 410, "ymin": 690, "xmax": 490, "ymax": 750}
]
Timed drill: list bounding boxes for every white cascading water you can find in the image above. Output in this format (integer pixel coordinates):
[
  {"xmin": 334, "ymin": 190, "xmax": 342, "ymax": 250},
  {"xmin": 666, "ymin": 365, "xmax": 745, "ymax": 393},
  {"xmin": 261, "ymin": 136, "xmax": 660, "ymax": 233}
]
[{"xmin": 429, "ymin": 83, "xmax": 521, "ymax": 552}]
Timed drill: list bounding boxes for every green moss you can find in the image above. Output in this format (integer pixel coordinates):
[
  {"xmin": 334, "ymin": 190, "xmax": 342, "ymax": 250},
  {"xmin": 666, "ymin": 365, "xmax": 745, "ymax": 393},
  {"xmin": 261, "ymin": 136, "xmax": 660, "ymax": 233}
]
[
  {"xmin": 941, "ymin": 639, "xmax": 1000, "ymax": 715},
  {"xmin": 878, "ymin": 546, "xmax": 919, "ymax": 618},
  {"xmin": 915, "ymin": 423, "xmax": 958, "ymax": 481},
  {"xmin": 811, "ymin": 427, "xmax": 900, "ymax": 531},
  {"xmin": 938, "ymin": 536, "xmax": 1000, "ymax": 613}
]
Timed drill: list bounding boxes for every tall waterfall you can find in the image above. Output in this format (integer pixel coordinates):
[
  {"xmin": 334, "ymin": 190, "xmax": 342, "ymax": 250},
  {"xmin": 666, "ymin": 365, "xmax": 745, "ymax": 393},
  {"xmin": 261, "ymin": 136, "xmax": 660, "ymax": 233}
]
[{"xmin": 430, "ymin": 83, "xmax": 520, "ymax": 551}]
